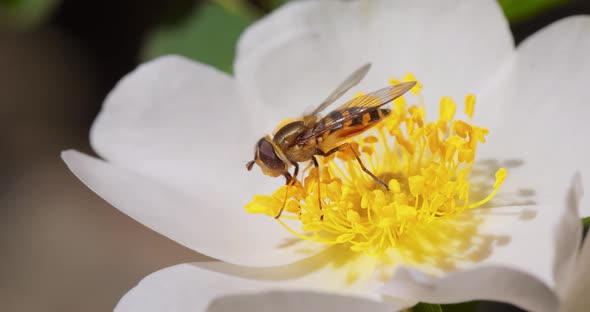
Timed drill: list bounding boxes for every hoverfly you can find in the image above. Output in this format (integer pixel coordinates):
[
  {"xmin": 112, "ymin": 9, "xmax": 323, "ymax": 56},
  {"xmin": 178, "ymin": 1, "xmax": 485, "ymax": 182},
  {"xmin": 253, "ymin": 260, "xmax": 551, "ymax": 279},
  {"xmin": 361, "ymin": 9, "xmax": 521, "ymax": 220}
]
[{"xmin": 246, "ymin": 63, "xmax": 416, "ymax": 219}]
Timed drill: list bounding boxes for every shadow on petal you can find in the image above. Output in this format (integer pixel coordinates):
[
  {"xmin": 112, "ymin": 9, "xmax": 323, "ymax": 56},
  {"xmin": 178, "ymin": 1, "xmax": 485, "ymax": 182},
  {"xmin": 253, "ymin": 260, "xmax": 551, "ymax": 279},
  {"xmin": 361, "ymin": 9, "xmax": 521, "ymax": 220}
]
[
  {"xmin": 198, "ymin": 246, "xmax": 378, "ymax": 292},
  {"xmin": 391, "ymin": 211, "xmax": 508, "ymax": 275},
  {"xmin": 206, "ymin": 290, "xmax": 404, "ymax": 312}
]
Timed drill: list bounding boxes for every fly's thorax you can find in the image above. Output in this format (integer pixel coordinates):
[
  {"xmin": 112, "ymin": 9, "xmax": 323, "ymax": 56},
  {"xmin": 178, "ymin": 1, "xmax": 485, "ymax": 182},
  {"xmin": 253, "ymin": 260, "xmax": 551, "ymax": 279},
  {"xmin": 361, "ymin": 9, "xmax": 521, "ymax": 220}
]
[
  {"xmin": 273, "ymin": 121, "xmax": 307, "ymax": 146},
  {"xmin": 273, "ymin": 121, "xmax": 317, "ymax": 163},
  {"xmin": 284, "ymin": 139, "xmax": 318, "ymax": 163}
]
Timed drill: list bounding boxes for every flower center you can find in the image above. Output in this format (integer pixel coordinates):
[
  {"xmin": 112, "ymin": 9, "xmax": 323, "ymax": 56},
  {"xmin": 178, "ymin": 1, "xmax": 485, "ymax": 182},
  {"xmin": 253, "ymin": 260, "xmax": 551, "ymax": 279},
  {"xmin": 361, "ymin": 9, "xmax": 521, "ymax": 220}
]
[{"xmin": 246, "ymin": 73, "xmax": 506, "ymax": 261}]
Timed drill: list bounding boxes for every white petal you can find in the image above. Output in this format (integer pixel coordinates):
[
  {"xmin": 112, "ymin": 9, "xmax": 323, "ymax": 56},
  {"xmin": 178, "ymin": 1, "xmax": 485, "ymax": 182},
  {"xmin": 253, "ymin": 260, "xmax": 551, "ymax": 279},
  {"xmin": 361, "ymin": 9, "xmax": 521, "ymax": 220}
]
[
  {"xmin": 62, "ymin": 150, "xmax": 327, "ymax": 267},
  {"xmin": 560, "ymin": 226, "xmax": 590, "ymax": 312},
  {"xmin": 194, "ymin": 249, "xmax": 387, "ymax": 300},
  {"xmin": 560, "ymin": 176, "xmax": 588, "ymax": 311},
  {"xmin": 68, "ymin": 55, "xmax": 313, "ymax": 266},
  {"xmin": 477, "ymin": 16, "xmax": 590, "ymax": 217},
  {"xmin": 380, "ymin": 173, "xmax": 583, "ymax": 311},
  {"xmin": 554, "ymin": 174, "xmax": 584, "ymax": 295},
  {"xmin": 115, "ymin": 263, "xmax": 262, "ymax": 312},
  {"xmin": 235, "ymin": 0, "xmax": 513, "ymax": 131},
  {"xmin": 383, "ymin": 265, "xmax": 557, "ymax": 312},
  {"xmin": 90, "ymin": 55, "xmax": 270, "ymax": 200},
  {"xmin": 116, "ymin": 262, "xmax": 404, "ymax": 312}
]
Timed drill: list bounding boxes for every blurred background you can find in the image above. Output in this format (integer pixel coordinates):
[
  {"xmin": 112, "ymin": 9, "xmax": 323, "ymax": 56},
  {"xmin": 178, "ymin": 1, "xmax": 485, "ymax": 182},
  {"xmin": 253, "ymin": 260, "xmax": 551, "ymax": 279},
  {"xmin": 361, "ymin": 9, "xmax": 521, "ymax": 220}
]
[{"xmin": 0, "ymin": 0, "xmax": 589, "ymax": 311}]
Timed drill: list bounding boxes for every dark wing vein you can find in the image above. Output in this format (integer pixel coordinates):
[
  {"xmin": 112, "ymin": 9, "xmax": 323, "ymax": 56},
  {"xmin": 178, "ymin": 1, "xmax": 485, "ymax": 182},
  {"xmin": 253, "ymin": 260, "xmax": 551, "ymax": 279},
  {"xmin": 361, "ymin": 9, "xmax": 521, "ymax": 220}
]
[{"xmin": 297, "ymin": 81, "xmax": 416, "ymax": 144}]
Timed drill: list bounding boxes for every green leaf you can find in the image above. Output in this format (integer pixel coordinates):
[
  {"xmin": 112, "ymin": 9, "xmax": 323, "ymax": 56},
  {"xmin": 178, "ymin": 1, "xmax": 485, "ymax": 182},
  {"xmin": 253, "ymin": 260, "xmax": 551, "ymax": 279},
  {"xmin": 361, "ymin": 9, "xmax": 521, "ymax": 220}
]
[
  {"xmin": 213, "ymin": 0, "xmax": 256, "ymax": 20},
  {"xmin": 258, "ymin": 0, "xmax": 291, "ymax": 11},
  {"xmin": 583, "ymin": 216, "xmax": 590, "ymax": 236},
  {"xmin": 498, "ymin": 0, "xmax": 569, "ymax": 23},
  {"xmin": 142, "ymin": 2, "xmax": 256, "ymax": 74},
  {"xmin": 0, "ymin": 0, "xmax": 60, "ymax": 30},
  {"xmin": 441, "ymin": 302, "xmax": 478, "ymax": 312},
  {"xmin": 412, "ymin": 303, "xmax": 443, "ymax": 312}
]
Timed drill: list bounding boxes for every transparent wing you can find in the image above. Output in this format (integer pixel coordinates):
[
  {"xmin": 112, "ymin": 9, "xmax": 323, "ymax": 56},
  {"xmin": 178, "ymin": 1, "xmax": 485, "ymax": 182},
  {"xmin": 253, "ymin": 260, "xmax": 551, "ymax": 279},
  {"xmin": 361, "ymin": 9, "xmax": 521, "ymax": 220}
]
[
  {"xmin": 298, "ymin": 81, "xmax": 416, "ymax": 143},
  {"xmin": 333, "ymin": 81, "xmax": 416, "ymax": 110},
  {"xmin": 308, "ymin": 63, "xmax": 371, "ymax": 116}
]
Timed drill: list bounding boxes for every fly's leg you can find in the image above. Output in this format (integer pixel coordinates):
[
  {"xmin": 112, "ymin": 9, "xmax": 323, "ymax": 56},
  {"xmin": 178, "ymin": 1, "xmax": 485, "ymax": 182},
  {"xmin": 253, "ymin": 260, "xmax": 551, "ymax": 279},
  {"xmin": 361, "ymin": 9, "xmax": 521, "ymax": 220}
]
[
  {"xmin": 292, "ymin": 161, "xmax": 299, "ymax": 181},
  {"xmin": 275, "ymin": 162, "xmax": 299, "ymax": 219},
  {"xmin": 322, "ymin": 142, "xmax": 389, "ymax": 190},
  {"xmin": 312, "ymin": 156, "xmax": 324, "ymax": 221}
]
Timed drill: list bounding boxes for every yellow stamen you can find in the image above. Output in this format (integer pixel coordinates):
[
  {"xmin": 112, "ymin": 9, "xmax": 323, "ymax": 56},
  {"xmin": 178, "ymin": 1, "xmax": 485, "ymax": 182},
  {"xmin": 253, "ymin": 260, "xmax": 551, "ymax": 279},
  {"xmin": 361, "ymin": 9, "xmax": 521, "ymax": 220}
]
[
  {"xmin": 246, "ymin": 73, "xmax": 507, "ymax": 262},
  {"xmin": 468, "ymin": 168, "xmax": 508, "ymax": 208}
]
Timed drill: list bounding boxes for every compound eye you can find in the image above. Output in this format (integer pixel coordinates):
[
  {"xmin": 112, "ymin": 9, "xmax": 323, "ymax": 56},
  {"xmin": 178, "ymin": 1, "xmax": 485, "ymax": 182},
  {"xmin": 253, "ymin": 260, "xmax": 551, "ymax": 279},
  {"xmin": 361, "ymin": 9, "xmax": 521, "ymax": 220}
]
[{"xmin": 257, "ymin": 139, "xmax": 285, "ymax": 171}]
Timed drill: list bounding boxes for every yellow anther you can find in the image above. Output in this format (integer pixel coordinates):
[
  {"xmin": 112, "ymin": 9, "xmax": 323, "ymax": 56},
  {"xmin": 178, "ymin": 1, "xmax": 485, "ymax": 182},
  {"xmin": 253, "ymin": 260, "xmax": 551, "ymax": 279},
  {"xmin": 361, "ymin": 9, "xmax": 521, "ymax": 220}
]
[
  {"xmin": 452, "ymin": 120, "xmax": 472, "ymax": 138},
  {"xmin": 439, "ymin": 96, "xmax": 456, "ymax": 122},
  {"xmin": 389, "ymin": 179, "xmax": 401, "ymax": 193},
  {"xmin": 403, "ymin": 72, "xmax": 422, "ymax": 95},
  {"xmin": 388, "ymin": 78, "xmax": 401, "ymax": 85},
  {"xmin": 364, "ymin": 135, "xmax": 378, "ymax": 144},
  {"xmin": 494, "ymin": 168, "xmax": 508, "ymax": 189},
  {"xmin": 361, "ymin": 145, "xmax": 374, "ymax": 155},
  {"xmin": 465, "ymin": 94, "xmax": 476, "ymax": 119}
]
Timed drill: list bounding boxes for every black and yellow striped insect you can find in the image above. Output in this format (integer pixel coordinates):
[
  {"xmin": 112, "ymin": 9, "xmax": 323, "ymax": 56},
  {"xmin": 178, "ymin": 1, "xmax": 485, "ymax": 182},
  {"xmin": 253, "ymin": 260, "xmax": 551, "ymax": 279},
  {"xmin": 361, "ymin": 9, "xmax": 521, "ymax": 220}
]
[{"xmin": 246, "ymin": 63, "xmax": 416, "ymax": 218}]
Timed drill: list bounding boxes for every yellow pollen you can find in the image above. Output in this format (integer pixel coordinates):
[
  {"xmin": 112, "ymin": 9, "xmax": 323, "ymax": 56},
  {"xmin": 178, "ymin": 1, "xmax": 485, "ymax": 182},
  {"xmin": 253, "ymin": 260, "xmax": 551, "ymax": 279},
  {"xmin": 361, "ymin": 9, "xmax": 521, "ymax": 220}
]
[
  {"xmin": 246, "ymin": 74, "xmax": 507, "ymax": 261},
  {"xmin": 403, "ymin": 72, "xmax": 422, "ymax": 95},
  {"xmin": 465, "ymin": 94, "xmax": 476, "ymax": 120}
]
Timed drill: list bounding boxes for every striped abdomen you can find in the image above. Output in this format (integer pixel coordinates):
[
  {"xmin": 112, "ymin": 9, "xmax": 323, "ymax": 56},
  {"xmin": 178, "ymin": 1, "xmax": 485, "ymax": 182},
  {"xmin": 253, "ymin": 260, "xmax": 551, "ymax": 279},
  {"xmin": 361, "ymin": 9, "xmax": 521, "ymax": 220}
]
[{"xmin": 317, "ymin": 107, "xmax": 391, "ymax": 149}]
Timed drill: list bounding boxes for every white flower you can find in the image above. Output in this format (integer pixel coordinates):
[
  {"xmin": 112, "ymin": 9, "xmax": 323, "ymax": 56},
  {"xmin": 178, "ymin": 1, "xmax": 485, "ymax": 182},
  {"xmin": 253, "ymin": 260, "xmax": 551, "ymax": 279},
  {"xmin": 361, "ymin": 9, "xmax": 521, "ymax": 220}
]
[{"xmin": 61, "ymin": 0, "xmax": 590, "ymax": 311}]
